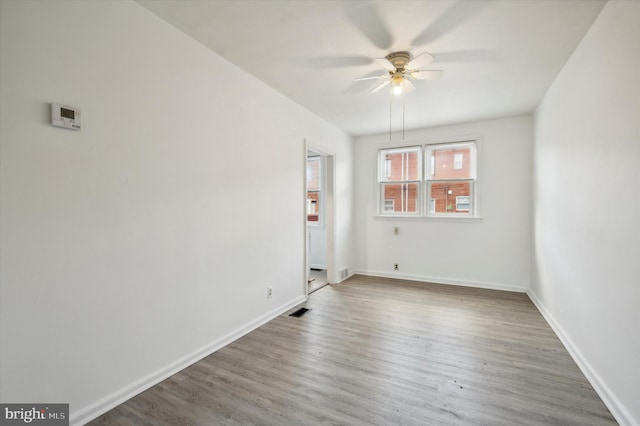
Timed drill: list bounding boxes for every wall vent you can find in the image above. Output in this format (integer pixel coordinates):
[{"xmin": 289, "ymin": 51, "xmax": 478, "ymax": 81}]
[{"xmin": 339, "ymin": 268, "xmax": 349, "ymax": 280}]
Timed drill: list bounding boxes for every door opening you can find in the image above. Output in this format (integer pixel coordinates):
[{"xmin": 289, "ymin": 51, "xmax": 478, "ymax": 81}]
[{"xmin": 305, "ymin": 147, "xmax": 335, "ymax": 296}]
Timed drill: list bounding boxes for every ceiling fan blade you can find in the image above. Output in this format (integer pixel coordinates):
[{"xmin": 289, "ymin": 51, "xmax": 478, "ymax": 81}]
[
  {"xmin": 411, "ymin": 1, "xmax": 487, "ymax": 47},
  {"xmin": 305, "ymin": 55, "xmax": 373, "ymax": 69},
  {"xmin": 374, "ymin": 57, "xmax": 396, "ymax": 71},
  {"xmin": 433, "ymin": 49, "xmax": 500, "ymax": 63},
  {"xmin": 403, "ymin": 79, "xmax": 416, "ymax": 94},
  {"xmin": 370, "ymin": 80, "xmax": 390, "ymax": 93},
  {"xmin": 346, "ymin": 3, "xmax": 393, "ymax": 50},
  {"xmin": 409, "ymin": 70, "xmax": 444, "ymax": 80},
  {"xmin": 406, "ymin": 52, "xmax": 434, "ymax": 70},
  {"xmin": 354, "ymin": 74, "xmax": 388, "ymax": 81}
]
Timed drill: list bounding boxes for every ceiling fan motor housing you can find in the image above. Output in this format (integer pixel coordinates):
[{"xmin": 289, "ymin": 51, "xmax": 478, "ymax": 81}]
[{"xmin": 385, "ymin": 51, "xmax": 411, "ymax": 70}]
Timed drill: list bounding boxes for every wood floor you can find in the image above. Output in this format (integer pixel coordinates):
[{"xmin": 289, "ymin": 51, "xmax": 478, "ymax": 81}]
[
  {"xmin": 308, "ymin": 269, "xmax": 328, "ymax": 294},
  {"xmin": 90, "ymin": 275, "xmax": 616, "ymax": 425}
]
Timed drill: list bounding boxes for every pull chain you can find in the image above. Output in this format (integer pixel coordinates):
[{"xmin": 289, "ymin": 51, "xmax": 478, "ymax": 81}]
[
  {"xmin": 389, "ymin": 90, "xmax": 392, "ymax": 141},
  {"xmin": 402, "ymin": 91, "xmax": 406, "ymax": 140}
]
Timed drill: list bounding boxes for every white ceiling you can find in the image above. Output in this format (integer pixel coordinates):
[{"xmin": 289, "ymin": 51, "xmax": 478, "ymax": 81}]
[{"xmin": 137, "ymin": 0, "xmax": 606, "ymax": 136}]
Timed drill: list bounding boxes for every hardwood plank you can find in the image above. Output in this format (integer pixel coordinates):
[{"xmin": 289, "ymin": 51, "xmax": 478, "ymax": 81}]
[{"xmin": 90, "ymin": 275, "xmax": 616, "ymax": 425}]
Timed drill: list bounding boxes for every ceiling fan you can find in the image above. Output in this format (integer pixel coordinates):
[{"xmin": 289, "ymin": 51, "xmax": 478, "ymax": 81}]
[{"xmin": 355, "ymin": 51, "xmax": 443, "ymax": 95}]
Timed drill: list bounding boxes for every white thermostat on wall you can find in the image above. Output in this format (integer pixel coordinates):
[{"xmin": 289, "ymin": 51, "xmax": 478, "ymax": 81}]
[{"xmin": 51, "ymin": 103, "xmax": 81, "ymax": 130}]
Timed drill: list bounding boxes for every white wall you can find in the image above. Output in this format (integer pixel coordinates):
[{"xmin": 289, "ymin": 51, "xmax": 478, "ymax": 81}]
[
  {"xmin": 309, "ymin": 226, "xmax": 327, "ymax": 269},
  {"xmin": 531, "ymin": 1, "xmax": 640, "ymax": 425},
  {"xmin": 0, "ymin": 1, "xmax": 353, "ymax": 424},
  {"xmin": 354, "ymin": 115, "xmax": 533, "ymax": 291}
]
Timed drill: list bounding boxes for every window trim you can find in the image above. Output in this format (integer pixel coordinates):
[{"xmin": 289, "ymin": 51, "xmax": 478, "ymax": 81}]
[{"xmin": 376, "ymin": 138, "xmax": 480, "ymax": 219}]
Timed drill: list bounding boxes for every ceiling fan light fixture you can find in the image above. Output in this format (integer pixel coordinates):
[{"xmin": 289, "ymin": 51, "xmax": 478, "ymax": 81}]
[
  {"xmin": 391, "ymin": 72, "xmax": 404, "ymax": 95},
  {"xmin": 362, "ymin": 51, "xmax": 442, "ymax": 139}
]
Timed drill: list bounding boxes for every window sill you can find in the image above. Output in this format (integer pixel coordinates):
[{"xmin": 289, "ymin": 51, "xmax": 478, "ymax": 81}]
[{"xmin": 374, "ymin": 214, "xmax": 483, "ymax": 223}]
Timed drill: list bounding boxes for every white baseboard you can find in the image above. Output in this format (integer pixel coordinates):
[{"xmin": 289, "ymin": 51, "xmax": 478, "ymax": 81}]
[
  {"xmin": 352, "ymin": 269, "xmax": 527, "ymax": 293},
  {"xmin": 527, "ymin": 290, "xmax": 638, "ymax": 426},
  {"xmin": 71, "ymin": 295, "xmax": 307, "ymax": 426}
]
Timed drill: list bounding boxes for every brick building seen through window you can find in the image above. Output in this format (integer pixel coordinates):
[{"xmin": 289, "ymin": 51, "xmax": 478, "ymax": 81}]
[
  {"xmin": 381, "ymin": 143, "xmax": 474, "ymax": 215},
  {"xmin": 307, "ymin": 156, "xmax": 321, "ymax": 222},
  {"xmin": 429, "ymin": 147, "xmax": 472, "ymax": 213}
]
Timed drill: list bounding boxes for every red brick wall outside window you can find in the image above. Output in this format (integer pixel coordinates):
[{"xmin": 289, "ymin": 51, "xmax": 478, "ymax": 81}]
[
  {"xmin": 381, "ymin": 147, "xmax": 420, "ymax": 213},
  {"xmin": 429, "ymin": 147, "xmax": 472, "ymax": 213},
  {"xmin": 307, "ymin": 156, "xmax": 321, "ymax": 222},
  {"xmin": 379, "ymin": 142, "xmax": 475, "ymax": 215}
]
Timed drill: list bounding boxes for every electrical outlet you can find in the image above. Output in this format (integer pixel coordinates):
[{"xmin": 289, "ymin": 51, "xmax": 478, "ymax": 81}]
[
  {"xmin": 267, "ymin": 286, "xmax": 272, "ymax": 299},
  {"xmin": 394, "ymin": 263, "xmax": 399, "ymax": 271},
  {"xmin": 393, "ymin": 227, "xmax": 399, "ymax": 235}
]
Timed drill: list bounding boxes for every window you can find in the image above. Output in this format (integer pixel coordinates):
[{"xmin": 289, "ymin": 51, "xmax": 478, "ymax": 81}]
[
  {"xmin": 426, "ymin": 142, "xmax": 476, "ymax": 216},
  {"xmin": 454, "ymin": 152, "xmax": 463, "ymax": 169},
  {"xmin": 378, "ymin": 146, "xmax": 421, "ymax": 214},
  {"xmin": 378, "ymin": 141, "xmax": 477, "ymax": 217},
  {"xmin": 307, "ymin": 156, "xmax": 321, "ymax": 223},
  {"xmin": 456, "ymin": 196, "xmax": 470, "ymax": 211}
]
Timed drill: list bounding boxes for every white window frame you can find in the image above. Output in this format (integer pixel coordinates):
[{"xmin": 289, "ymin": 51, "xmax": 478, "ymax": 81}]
[
  {"xmin": 425, "ymin": 141, "xmax": 476, "ymax": 217},
  {"xmin": 307, "ymin": 155, "xmax": 323, "ymax": 227},
  {"xmin": 377, "ymin": 140, "xmax": 478, "ymax": 218},
  {"xmin": 378, "ymin": 146, "xmax": 422, "ymax": 216}
]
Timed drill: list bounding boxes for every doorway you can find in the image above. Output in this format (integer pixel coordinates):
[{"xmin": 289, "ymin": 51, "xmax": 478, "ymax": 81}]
[{"xmin": 305, "ymin": 147, "xmax": 335, "ymax": 295}]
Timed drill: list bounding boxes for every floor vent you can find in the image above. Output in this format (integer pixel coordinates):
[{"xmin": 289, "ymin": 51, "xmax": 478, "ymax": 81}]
[
  {"xmin": 289, "ymin": 307, "xmax": 310, "ymax": 318},
  {"xmin": 339, "ymin": 268, "xmax": 349, "ymax": 280}
]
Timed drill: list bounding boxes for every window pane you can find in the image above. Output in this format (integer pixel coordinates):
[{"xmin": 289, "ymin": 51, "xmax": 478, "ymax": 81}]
[
  {"xmin": 380, "ymin": 147, "xmax": 421, "ymax": 182},
  {"xmin": 382, "ymin": 183, "xmax": 419, "ymax": 213},
  {"xmin": 428, "ymin": 143, "xmax": 475, "ymax": 180},
  {"xmin": 307, "ymin": 157, "xmax": 321, "ymax": 191},
  {"xmin": 429, "ymin": 181, "xmax": 472, "ymax": 214}
]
